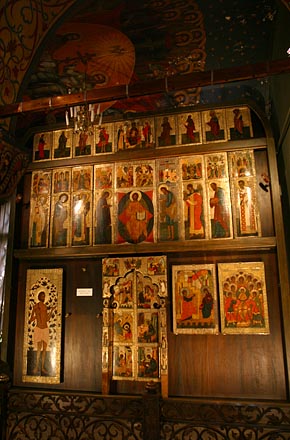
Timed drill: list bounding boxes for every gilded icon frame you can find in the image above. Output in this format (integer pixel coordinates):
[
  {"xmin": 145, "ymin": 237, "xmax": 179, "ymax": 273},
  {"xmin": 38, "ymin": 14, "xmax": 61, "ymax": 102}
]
[
  {"xmin": 172, "ymin": 264, "xmax": 219, "ymax": 334},
  {"xmin": 33, "ymin": 131, "xmax": 52, "ymax": 162},
  {"xmin": 218, "ymin": 261, "xmax": 270, "ymax": 335}
]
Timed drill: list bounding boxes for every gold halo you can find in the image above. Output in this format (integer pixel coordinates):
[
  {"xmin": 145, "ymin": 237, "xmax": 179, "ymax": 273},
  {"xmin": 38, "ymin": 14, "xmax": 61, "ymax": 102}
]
[
  {"xmin": 129, "ymin": 190, "xmax": 142, "ymax": 201},
  {"xmin": 101, "ymin": 189, "xmax": 112, "ymax": 199},
  {"xmin": 159, "ymin": 184, "xmax": 168, "ymax": 194}
]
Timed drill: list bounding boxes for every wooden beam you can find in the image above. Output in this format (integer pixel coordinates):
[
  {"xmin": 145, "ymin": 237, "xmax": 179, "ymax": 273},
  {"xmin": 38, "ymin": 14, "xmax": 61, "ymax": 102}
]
[{"xmin": 0, "ymin": 58, "xmax": 289, "ymax": 118}]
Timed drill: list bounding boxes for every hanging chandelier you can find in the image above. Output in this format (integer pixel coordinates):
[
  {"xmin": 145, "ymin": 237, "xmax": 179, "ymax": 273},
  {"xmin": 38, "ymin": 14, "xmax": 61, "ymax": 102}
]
[
  {"xmin": 66, "ymin": 104, "xmax": 95, "ymax": 135},
  {"xmin": 65, "ymin": 84, "xmax": 103, "ymax": 135}
]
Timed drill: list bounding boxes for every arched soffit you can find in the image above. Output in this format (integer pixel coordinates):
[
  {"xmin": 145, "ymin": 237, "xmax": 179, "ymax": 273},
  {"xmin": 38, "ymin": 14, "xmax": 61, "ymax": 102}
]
[
  {"xmin": 20, "ymin": 0, "xmax": 206, "ymax": 112},
  {"xmin": 1, "ymin": 0, "xmax": 286, "ymax": 135},
  {"xmin": 0, "ymin": 1, "xmax": 76, "ymax": 108}
]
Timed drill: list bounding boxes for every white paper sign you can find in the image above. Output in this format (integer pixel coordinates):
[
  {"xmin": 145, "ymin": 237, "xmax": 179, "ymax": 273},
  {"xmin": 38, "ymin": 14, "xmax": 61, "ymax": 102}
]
[{"xmin": 76, "ymin": 288, "xmax": 93, "ymax": 297}]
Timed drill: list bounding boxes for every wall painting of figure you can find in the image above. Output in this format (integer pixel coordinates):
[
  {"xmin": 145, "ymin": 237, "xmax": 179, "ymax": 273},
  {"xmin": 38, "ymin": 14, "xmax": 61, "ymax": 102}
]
[
  {"xmin": 73, "ymin": 128, "xmax": 94, "ymax": 157},
  {"xmin": 181, "ymin": 155, "xmax": 204, "ymax": 181},
  {"xmin": 52, "ymin": 168, "xmax": 71, "ymax": 194},
  {"xmin": 139, "ymin": 117, "xmax": 155, "ymax": 149},
  {"xmin": 94, "ymin": 165, "xmax": 114, "ymax": 245}
]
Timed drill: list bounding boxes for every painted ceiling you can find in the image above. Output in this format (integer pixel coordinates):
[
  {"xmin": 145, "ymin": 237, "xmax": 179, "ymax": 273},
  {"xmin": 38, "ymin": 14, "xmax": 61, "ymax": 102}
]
[{"xmin": 5, "ymin": 0, "xmax": 289, "ymax": 138}]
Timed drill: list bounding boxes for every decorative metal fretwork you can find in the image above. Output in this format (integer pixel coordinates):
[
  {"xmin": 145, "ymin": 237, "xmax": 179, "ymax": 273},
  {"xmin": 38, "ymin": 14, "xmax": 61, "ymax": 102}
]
[
  {"xmin": 6, "ymin": 389, "xmax": 290, "ymax": 440},
  {"xmin": 7, "ymin": 390, "xmax": 144, "ymax": 440},
  {"xmin": 160, "ymin": 399, "xmax": 290, "ymax": 439}
]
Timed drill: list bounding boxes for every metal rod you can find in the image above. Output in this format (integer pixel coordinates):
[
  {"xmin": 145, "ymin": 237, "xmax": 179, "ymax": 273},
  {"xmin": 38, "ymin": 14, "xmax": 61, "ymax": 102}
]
[{"xmin": 0, "ymin": 58, "xmax": 289, "ymax": 118}]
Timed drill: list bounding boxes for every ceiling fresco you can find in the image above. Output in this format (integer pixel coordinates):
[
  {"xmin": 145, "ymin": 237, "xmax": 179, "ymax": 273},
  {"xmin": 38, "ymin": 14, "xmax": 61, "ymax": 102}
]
[{"xmin": 11, "ymin": 0, "xmax": 288, "ymax": 136}]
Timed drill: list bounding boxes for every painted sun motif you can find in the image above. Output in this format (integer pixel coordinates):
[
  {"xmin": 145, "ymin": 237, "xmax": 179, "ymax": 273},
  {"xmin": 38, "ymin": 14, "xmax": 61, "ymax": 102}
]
[{"xmin": 52, "ymin": 23, "xmax": 135, "ymax": 113}]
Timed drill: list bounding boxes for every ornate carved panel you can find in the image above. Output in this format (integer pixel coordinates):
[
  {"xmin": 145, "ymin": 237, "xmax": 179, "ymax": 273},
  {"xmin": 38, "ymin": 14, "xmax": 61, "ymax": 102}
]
[{"xmin": 102, "ymin": 256, "xmax": 168, "ymax": 397}]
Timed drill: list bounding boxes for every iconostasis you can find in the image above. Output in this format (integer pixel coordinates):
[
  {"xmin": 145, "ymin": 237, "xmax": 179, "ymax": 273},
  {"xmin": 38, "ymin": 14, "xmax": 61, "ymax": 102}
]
[{"xmin": 21, "ymin": 104, "xmax": 275, "ymax": 397}]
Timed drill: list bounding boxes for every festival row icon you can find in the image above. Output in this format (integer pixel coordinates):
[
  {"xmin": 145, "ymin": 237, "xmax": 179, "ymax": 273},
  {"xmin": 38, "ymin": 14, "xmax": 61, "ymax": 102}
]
[
  {"xmin": 33, "ymin": 106, "xmax": 253, "ymax": 161},
  {"xmin": 172, "ymin": 261, "xmax": 269, "ymax": 336}
]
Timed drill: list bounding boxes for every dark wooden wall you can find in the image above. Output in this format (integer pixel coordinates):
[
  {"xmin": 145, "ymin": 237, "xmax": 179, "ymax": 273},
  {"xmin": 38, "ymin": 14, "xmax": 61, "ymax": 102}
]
[{"xmin": 12, "ymin": 249, "xmax": 286, "ymax": 400}]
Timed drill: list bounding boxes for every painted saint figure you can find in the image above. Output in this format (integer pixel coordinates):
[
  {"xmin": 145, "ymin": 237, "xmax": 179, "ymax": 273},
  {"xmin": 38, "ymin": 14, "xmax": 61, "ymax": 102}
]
[
  {"xmin": 95, "ymin": 191, "xmax": 112, "ymax": 244},
  {"xmin": 180, "ymin": 288, "xmax": 196, "ymax": 321},
  {"xmin": 31, "ymin": 196, "xmax": 48, "ymax": 247},
  {"xmin": 237, "ymin": 179, "xmax": 257, "ymax": 235},
  {"xmin": 184, "ymin": 115, "xmax": 195, "ymax": 143},
  {"xmin": 79, "ymin": 132, "xmax": 88, "ymax": 154},
  {"xmin": 117, "ymin": 124, "xmax": 126, "ymax": 150},
  {"xmin": 72, "ymin": 193, "xmax": 90, "ymax": 245},
  {"xmin": 97, "ymin": 127, "xmax": 109, "ymax": 152},
  {"xmin": 144, "ymin": 354, "xmax": 158, "ymax": 377},
  {"xmin": 37, "ymin": 134, "xmax": 46, "ymax": 159},
  {"xmin": 124, "ymin": 192, "xmax": 148, "ymax": 242},
  {"xmin": 58, "ymin": 131, "xmax": 68, "ymax": 156},
  {"xmin": 127, "ymin": 122, "xmax": 140, "ymax": 147},
  {"xmin": 52, "ymin": 193, "xmax": 68, "ymax": 246},
  {"xmin": 118, "ymin": 191, "xmax": 154, "ymax": 244},
  {"xmin": 29, "ymin": 291, "xmax": 56, "ymax": 375},
  {"xmin": 207, "ymin": 110, "xmax": 220, "ymax": 138},
  {"xmin": 233, "ymin": 108, "xmax": 244, "ymax": 136},
  {"xmin": 184, "ymin": 183, "xmax": 204, "ymax": 238},
  {"xmin": 142, "ymin": 121, "xmax": 152, "ymax": 147},
  {"xmin": 160, "ymin": 186, "xmax": 177, "ymax": 240},
  {"xmin": 199, "ymin": 287, "xmax": 214, "ymax": 319},
  {"xmin": 159, "ymin": 116, "xmax": 172, "ymax": 146},
  {"xmin": 209, "ymin": 182, "xmax": 230, "ymax": 238}
]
